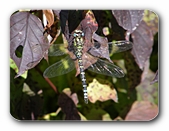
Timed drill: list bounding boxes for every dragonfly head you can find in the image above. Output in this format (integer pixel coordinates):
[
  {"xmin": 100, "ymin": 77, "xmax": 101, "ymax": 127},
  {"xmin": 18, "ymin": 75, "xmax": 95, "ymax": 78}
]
[{"xmin": 73, "ymin": 30, "xmax": 84, "ymax": 38}]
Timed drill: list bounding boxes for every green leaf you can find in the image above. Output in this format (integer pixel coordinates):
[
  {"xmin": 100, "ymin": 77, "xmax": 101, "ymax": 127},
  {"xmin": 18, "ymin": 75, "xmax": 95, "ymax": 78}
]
[{"xmin": 10, "ymin": 58, "xmax": 28, "ymax": 79}]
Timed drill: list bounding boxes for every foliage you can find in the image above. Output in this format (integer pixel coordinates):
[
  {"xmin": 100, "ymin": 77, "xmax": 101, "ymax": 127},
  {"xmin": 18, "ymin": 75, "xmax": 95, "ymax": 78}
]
[{"xmin": 10, "ymin": 10, "xmax": 158, "ymax": 121}]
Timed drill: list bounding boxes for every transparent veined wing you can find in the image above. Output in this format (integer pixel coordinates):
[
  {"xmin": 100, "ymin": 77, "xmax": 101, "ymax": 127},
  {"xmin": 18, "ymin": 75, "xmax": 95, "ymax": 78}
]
[
  {"xmin": 88, "ymin": 40, "xmax": 133, "ymax": 61},
  {"xmin": 108, "ymin": 40, "xmax": 133, "ymax": 54},
  {"xmin": 43, "ymin": 55, "xmax": 75, "ymax": 78},
  {"xmin": 87, "ymin": 58, "xmax": 124, "ymax": 78},
  {"xmin": 48, "ymin": 44, "xmax": 68, "ymax": 56}
]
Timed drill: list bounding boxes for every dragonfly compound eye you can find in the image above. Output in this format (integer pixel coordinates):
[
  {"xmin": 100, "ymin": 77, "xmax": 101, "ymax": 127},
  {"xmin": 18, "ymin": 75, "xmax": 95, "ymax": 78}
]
[
  {"xmin": 73, "ymin": 33, "xmax": 77, "ymax": 37},
  {"xmin": 81, "ymin": 32, "xmax": 84, "ymax": 37}
]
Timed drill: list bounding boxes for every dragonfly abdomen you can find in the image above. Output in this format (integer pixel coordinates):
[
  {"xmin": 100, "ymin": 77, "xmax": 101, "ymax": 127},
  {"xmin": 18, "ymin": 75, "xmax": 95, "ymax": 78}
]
[{"xmin": 78, "ymin": 58, "xmax": 88, "ymax": 104}]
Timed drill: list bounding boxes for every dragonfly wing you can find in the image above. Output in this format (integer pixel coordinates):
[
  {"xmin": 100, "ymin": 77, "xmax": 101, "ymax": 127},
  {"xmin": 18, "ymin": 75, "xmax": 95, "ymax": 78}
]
[
  {"xmin": 48, "ymin": 44, "xmax": 68, "ymax": 56},
  {"xmin": 43, "ymin": 55, "xmax": 75, "ymax": 78},
  {"xmin": 87, "ymin": 58, "xmax": 125, "ymax": 78},
  {"xmin": 88, "ymin": 40, "xmax": 132, "ymax": 61},
  {"xmin": 88, "ymin": 42, "xmax": 112, "ymax": 62},
  {"xmin": 108, "ymin": 40, "xmax": 133, "ymax": 54}
]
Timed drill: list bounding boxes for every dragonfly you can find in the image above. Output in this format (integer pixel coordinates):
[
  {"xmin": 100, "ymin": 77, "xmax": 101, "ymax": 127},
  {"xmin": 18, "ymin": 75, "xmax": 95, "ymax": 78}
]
[{"xmin": 43, "ymin": 30, "xmax": 133, "ymax": 104}]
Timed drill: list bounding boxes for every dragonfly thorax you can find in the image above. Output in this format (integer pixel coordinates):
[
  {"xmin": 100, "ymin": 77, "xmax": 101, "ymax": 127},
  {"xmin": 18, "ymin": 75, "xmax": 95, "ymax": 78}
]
[{"xmin": 73, "ymin": 30, "xmax": 85, "ymax": 59}]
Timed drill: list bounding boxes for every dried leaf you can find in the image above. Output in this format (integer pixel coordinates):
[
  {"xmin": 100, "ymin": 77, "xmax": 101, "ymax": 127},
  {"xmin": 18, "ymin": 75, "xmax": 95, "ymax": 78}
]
[
  {"xmin": 87, "ymin": 79, "xmax": 118, "ymax": 103},
  {"xmin": 43, "ymin": 10, "xmax": 54, "ymax": 29},
  {"xmin": 131, "ymin": 21, "xmax": 153, "ymax": 70},
  {"xmin": 125, "ymin": 101, "xmax": 158, "ymax": 121},
  {"xmin": 45, "ymin": 12, "xmax": 61, "ymax": 45},
  {"xmin": 10, "ymin": 12, "xmax": 50, "ymax": 78},
  {"xmin": 112, "ymin": 10, "xmax": 144, "ymax": 33}
]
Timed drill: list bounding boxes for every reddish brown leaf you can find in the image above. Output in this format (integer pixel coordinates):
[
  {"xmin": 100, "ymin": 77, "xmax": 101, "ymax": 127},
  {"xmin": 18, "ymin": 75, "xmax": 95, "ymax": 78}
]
[
  {"xmin": 53, "ymin": 10, "xmax": 61, "ymax": 20},
  {"xmin": 58, "ymin": 92, "xmax": 80, "ymax": 120},
  {"xmin": 10, "ymin": 12, "xmax": 50, "ymax": 78},
  {"xmin": 112, "ymin": 10, "xmax": 144, "ymax": 33},
  {"xmin": 125, "ymin": 101, "xmax": 158, "ymax": 121},
  {"xmin": 136, "ymin": 69, "xmax": 158, "ymax": 103},
  {"xmin": 62, "ymin": 88, "xmax": 79, "ymax": 105},
  {"xmin": 90, "ymin": 33, "xmax": 111, "ymax": 62},
  {"xmin": 76, "ymin": 10, "xmax": 98, "ymax": 51},
  {"xmin": 131, "ymin": 21, "xmax": 153, "ymax": 70},
  {"xmin": 151, "ymin": 70, "xmax": 158, "ymax": 84},
  {"xmin": 81, "ymin": 10, "xmax": 98, "ymax": 33}
]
